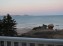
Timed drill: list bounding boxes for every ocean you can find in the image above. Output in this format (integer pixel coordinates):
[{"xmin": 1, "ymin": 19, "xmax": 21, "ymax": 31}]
[{"xmin": 0, "ymin": 15, "xmax": 63, "ymax": 29}]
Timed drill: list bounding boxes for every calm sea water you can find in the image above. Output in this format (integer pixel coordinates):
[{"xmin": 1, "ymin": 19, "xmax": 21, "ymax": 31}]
[{"xmin": 0, "ymin": 15, "xmax": 63, "ymax": 29}]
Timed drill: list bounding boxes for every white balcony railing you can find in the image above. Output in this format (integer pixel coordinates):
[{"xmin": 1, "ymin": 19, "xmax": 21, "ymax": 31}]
[{"xmin": 0, "ymin": 36, "xmax": 63, "ymax": 46}]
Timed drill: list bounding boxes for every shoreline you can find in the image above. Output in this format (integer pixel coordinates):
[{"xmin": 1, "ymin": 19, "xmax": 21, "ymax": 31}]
[
  {"xmin": 16, "ymin": 28, "xmax": 32, "ymax": 35},
  {"xmin": 16, "ymin": 26, "xmax": 63, "ymax": 35}
]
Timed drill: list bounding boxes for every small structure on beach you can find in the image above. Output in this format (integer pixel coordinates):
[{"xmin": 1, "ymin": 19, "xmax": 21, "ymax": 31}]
[{"xmin": 48, "ymin": 24, "xmax": 54, "ymax": 30}]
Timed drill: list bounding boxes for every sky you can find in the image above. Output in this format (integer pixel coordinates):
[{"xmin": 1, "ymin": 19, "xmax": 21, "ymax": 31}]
[{"xmin": 0, "ymin": 0, "xmax": 63, "ymax": 16}]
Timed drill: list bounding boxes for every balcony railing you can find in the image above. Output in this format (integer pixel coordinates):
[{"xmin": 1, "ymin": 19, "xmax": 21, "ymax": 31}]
[{"xmin": 0, "ymin": 36, "xmax": 63, "ymax": 46}]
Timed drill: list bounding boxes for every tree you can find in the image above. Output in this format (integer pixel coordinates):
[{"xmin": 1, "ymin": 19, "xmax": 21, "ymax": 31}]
[
  {"xmin": 0, "ymin": 19, "xmax": 3, "ymax": 35},
  {"xmin": 2, "ymin": 14, "xmax": 17, "ymax": 36}
]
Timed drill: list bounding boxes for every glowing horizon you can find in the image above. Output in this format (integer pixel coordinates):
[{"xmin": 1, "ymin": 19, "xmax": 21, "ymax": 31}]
[{"xmin": 0, "ymin": 0, "xmax": 63, "ymax": 15}]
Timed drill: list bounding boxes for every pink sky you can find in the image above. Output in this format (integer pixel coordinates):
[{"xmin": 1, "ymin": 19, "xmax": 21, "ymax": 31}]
[{"xmin": 0, "ymin": 0, "xmax": 63, "ymax": 15}]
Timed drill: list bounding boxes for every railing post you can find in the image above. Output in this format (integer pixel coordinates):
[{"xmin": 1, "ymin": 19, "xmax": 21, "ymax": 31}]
[
  {"xmin": 18, "ymin": 42, "xmax": 22, "ymax": 46},
  {"xmin": 54, "ymin": 44, "xmax": 56, "ymax": 46},
  {"xmin": 26, "ymin": 43, "xmax": 30, "ymax": 46},
  {"xmin": 4, "ymin": 41, "xmax": 7, "ymax": 46},
  {"xmin": 44, "ymin": 44, "xmax": 47, "ymax": 46},
  {"xmin": 0, "ymin": 41, "xmax": 1, "ymax": 46},
  {"xmin": 35, "ymin": 43, "xmax": 38, "ymax": 46},
  {"xmin": 11, "ymin": 41, "xmax": 14, "ymax": 46}
]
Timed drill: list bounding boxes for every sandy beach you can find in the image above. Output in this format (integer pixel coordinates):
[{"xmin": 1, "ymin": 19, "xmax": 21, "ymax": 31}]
[{"xmin": 16, "ymin": 28, "xmax": 32, "ymax": 35}]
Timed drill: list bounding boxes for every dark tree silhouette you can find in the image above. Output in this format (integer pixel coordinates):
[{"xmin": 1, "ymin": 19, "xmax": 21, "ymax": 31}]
[
  {"xmin": 0, "ymin": 19, "xmax": 3, "ymax": 35},
  {"xmin": 2, "ymin": 14, "xmax": 17, "ymax": 36}
]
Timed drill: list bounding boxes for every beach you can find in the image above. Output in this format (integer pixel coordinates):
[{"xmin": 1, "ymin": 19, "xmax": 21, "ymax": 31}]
[{"xmin": 16, "ymin": 28, "xmax": 32, "ymax": 35}]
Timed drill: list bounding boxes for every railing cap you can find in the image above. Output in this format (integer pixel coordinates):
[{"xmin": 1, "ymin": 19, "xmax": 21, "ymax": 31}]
[{"xmin": 0, "ymin": 36, "xmax": 63, "ymax": 44}]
